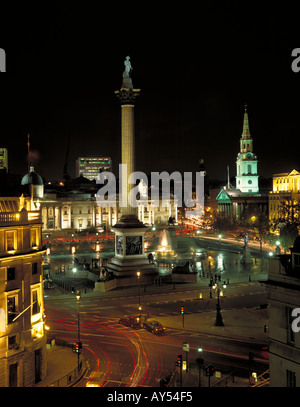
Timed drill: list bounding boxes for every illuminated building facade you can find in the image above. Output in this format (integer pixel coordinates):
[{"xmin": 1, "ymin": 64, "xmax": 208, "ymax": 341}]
[
  {"xmin": 21, "ymin": 170, "xmax": 177, "ymax": 231},
  {"xmin": 0, "ymin": 148, "xmax": 8, "ymax": 171},
  {"xmin": 0, "ymin": 196, "xmax": 46, "ymax": 386},
  {"xmin": 235, "ymin": 105, "xmax": 259, "ymax": 193},
  {"xmin": 269, "ymin": 169, "xmax": 300, "ymax": 223},
  {"xmin": 216, "ymin": 106, "xmax": 268, "ymax": 222},
  {"xmin": 264, "ymin": 237, "xmax": 300, "ymax": 386},
  {"xmin": 76, "ymin": 156, "xmax": 112, "ymax": 181}
]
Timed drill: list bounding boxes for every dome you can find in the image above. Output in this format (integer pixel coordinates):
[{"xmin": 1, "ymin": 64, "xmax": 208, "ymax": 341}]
[{"xmin": 21, "ymin": 166, "xmax": 43, "ymax": 186}]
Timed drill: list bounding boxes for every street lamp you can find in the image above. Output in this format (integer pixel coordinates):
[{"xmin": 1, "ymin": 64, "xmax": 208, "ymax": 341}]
[
  {"xmin": 76, "ymin": 290, "xmax": 81, "ymax": 371},
  {"xmin": 137, "ymin": 271, "xmax": 141, "ymax": 310},
  {"xmin": 197, "ymin": 346, "xmax": 204, "ymax": 387},
  {"xmin": 213, "ymin": 282, "xmax": 226, "ymax": 326}
]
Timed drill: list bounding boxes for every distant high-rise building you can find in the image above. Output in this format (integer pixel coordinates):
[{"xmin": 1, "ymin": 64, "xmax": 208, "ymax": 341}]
[
  {"xmin": 76, "ymin": 156, "xmax": 112, "ymax": 181},
  {"xmin": 0, "ymin": 148, "xmax": 8, "ymax": 171}
]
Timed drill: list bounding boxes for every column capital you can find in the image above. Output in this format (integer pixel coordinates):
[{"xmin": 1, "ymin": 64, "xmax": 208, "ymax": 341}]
[{"xmin": 115, "ymin": 88, "xmax": 141, "ymax": 105}]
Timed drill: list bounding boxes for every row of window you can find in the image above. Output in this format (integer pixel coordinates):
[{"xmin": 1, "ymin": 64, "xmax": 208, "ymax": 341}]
[
  {"xmin": 3, "ymin": 229, "xmax": 39, "ymax": 252},
  {"xmin": 7, "ymin": 263, "xmax": 38, "ymax": 281}
]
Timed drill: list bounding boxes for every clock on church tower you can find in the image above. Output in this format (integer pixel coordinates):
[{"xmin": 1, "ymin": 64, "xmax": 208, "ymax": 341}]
[{"xmin": 235, "ymin": 105, "xmax": 259, "ymax": 193}]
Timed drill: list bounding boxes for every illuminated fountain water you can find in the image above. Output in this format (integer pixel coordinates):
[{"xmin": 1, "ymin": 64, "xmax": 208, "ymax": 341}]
[{"xmin": 155, "ymin": 229, "xmax": 176, "ymax": 259}]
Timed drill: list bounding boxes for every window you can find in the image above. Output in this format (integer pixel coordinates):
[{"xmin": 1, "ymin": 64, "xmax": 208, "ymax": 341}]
[
  {"xmin": 287, "ymin": 307, "xmax": 295, "ymax": 344},
  {"xmin": 7, "ymin": 296, "xmax": 17, "ymax": 324},
  {"xmin": 7, "ymin": 267, "xmax": 15, "ymax": 281},
  {"xmin": 6, "ymin": 231, "xmax": 15, "ymax": 251},
  {"xmin": 31, "ymin": 229, "xmax": 38, "ymax": 247},
  {"xmin": 9, "ymin": 363, "xmax": 18, "ymax": 387},
  {"xmin": 32, "ymin": 262, "xmax": 38, "ymax": 275},
  {"xmin": 8, "ymin": 335, "xmax": 17, "ymax": 349},
  {"xmin": 32, "ymin": 289, "xmax": 40, "ymax": 315},
  {"xmin": 248, "ymin": 164, "xmax": 252, "ymax": 174},
  {"xmin": 287, "ymin": 370, "xmax": 296, "ymax": 387}
]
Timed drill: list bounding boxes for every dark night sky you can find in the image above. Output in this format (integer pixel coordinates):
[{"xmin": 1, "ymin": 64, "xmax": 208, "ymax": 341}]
[{"xmin": 0, "ymin": 4, "xmax": 299, "ymax": 184}]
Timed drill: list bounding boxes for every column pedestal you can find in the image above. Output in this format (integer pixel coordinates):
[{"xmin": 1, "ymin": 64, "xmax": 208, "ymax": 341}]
[
  {"xmin": 106, "ymin": 215, "xmax": 158, "ymax": 284},
  {"xmin": 241, "ymin": 246, "xmax": 252, "ymax": 264}
]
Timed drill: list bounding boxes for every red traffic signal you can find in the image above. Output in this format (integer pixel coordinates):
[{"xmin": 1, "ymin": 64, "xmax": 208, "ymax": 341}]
[
  {"xmin": 74, "ymin": 341, "xmax": 82, "ymax": 353},
  {"xmin": 205, "ymin": 364, "xmax": 215, "ymax": 377},
  {"xmin": 180, "ymin": 306, "xmax": 184, "ymax": 314},
  {"xmin": 176, "ymin": 354, "xmax": 182, "ymax": 367}
]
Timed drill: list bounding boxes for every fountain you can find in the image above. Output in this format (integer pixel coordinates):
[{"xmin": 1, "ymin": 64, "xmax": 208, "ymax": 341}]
[{"xmin": 155, "ymin": 229, "xmax": 176, "ymax": 259}]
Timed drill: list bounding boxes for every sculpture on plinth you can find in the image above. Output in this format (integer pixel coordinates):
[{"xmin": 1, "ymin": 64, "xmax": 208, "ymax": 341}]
[
  {"xmin": 241, "ymin": 232, "xmax": 252, "ymax": 264},
  {"xmin": 122, "ymin": 56, "xmax": 133, "ymax": 89}
]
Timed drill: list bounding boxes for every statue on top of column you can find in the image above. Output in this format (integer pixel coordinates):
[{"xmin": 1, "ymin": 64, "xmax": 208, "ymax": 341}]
[{"xmin": 122, "ymin": 56, "xmax": 133, "ymax": 89}]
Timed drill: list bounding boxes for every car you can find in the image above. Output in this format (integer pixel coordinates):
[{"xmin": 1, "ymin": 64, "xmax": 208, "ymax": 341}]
[
  {"xmin": 118, "ymin": 315, "xmax": 141, "ymax": 329},
  {"xmin": 143, "ymin": 320, "xmax": 166, "ymax": 334}
]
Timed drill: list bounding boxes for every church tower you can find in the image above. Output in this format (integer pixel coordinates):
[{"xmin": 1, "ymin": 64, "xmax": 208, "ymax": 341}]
[{"xmin": 235, "ymin": 105, "xmax": 259, "ymax": 193}]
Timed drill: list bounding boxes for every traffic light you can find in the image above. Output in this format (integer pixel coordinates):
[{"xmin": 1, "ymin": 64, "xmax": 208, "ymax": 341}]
[
  {"xmin": 74, "ymin": 341, "xmax": 82, "ymax": 353},
  {"xmin": 205, "ymin": 364, "xmax": 215, "ymax": 377},
  {"xmin": 180, "ymin": 306, "xmax": 184, "ymax": 314},
  {"xmin": 176, "ymin": 354, "xmax": 182, "ymax": 367}
]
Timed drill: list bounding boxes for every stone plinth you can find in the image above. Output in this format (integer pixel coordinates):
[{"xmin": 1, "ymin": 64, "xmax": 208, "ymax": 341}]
[
  {"xmin": 106, "ymin": 215, "xmax": 158, "ymax": 281},
  {"xmin": 241, "ymin": 246, "xmax": 252, "ymax": 264}
]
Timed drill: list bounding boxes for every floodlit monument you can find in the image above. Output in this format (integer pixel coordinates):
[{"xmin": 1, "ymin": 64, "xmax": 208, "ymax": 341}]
[{"xmin": 106, "ymin": 57, "xmax": 158, "ymax": 287}]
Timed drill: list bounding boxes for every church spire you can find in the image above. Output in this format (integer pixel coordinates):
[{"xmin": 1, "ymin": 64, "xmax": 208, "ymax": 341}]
[{"xmin": 242, "ymin": 103, "xmax": 250, "ymax": 139}]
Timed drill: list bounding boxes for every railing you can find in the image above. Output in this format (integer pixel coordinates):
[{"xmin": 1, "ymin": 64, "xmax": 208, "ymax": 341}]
[
  {"xmin": 49, "ymin": 363, "xmax": 83, "ymax": 387},
  {"xmin": 251, "ymin": 369, "xmax": 270, "ymax": 387},
  {"xmin": 46, "ymin": 336, "xmax": 84, "ymax": 387},
  {"xmin": 211, "ymin": 372, "xmax": 235, "ymax": 387},
  {"xmin": 0, "ymin": 210, "xmax": 41, "ymax": 225}
]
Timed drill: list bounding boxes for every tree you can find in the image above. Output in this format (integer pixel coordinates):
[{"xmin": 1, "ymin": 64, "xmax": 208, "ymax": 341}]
[
  {"xmin": 279, "ymin": 222, "xmax": 299, "ymax": 254},
  {"xmin": 244, "ymin": 207, "xmax": 270, "ymax": 253}
]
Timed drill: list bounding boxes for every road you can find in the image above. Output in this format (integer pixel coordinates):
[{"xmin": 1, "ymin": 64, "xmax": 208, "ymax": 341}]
[{"xmin": 44, "ymin": 281, "xmax": 269, "ymax": 387}]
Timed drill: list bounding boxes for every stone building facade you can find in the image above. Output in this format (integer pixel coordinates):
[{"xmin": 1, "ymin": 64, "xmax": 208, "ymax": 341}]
[
  {"xmin": 264, "ymin": 237, "xmax": 300, "ymax": 386},
  {"xmin": 0, "ymin": 197, "xmax": 46, "ymax": 386}
]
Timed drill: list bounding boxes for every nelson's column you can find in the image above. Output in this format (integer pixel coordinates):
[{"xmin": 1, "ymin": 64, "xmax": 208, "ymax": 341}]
[{"xmin": 106, "ymin": 56, "xmax": 158, "ymax": 287}]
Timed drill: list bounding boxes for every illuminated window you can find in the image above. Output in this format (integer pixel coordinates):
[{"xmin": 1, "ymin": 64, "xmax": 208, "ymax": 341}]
[
  {"xmin": 31, "ymin": 229, "xmax": 38, "ymax": 247},
  {"xmin": 32, "ymin": 289, "xmax": 40, "ymax": 315},
  {"xmin": 7, "ymin": 296, "xmax": 17, "ymax": 324},
  {"xmin": 6, "ymin": 231, "xmax": 16, "ymax": 251}
]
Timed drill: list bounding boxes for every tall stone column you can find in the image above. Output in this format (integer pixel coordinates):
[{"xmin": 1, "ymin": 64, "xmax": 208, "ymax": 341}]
[
  {"xmin": 115, "ymin": 87, "xmax": 140, "ymax": 217},
  {"xmin": 105, "ymin": 56, "xmax": 158, "ymax": 285}
]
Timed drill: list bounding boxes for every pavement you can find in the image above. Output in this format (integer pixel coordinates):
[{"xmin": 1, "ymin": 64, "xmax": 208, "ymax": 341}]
[{"xmin": 35, "ymin": 344, "xmax": 86, "ymax": 387}]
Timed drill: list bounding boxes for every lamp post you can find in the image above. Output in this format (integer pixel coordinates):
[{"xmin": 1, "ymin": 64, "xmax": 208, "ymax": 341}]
[
  {"xmin": 76, "ymin": 290, "xmax": 81, "ymax": 371},
  {"xmin": 213, "ymin": 282, "xmax": 226, "ymax": 326},
  {"xmin": 275, "ymin": 240, "xmax": 281, "ymax": 255},
  {"xmin": 197, "ymin": 346, "xmax": 204, "ymax": 387},
  {"xmin": 137, "ymin": 271, "xmax": 141, "ymax": 310}
]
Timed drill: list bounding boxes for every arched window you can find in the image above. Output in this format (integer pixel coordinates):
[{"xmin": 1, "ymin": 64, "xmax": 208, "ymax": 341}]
[{"xmin": 248, "ymin": 164, "xmax": 252, "ymax": 174}]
